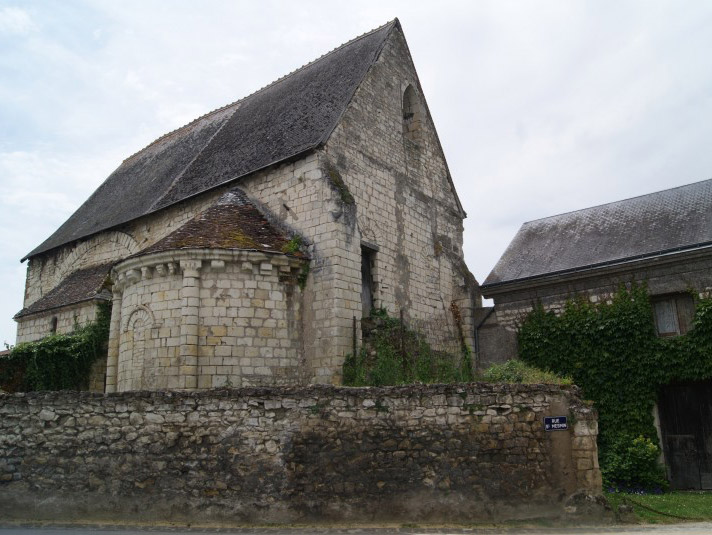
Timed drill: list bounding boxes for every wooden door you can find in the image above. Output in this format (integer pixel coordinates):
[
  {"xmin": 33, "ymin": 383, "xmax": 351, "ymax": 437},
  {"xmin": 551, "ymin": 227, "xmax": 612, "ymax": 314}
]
[{"xmin": 658, "ymin": 380, "xmax": 712, "ymax": 489}]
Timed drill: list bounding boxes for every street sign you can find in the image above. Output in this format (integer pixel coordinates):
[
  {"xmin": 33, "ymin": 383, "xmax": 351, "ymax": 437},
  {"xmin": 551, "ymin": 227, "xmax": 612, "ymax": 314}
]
[{"xmin": 544, "ymin": 416, "xmax": 568, "ymax": 431}]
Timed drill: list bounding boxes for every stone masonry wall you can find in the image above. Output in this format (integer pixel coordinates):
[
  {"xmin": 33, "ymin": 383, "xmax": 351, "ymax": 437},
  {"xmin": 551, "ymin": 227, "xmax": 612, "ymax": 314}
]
[
  {"xmin": 322, "ymin": 25, "xmax": 478, "ymax": 365},
  {"xmin": 488, "ymin": 253, "xmax": 712, "ymax": 333},
  {"xmin": 14, "ymin": 301, "xmax": 107, "ymax": 393},
  {"xmin": 111, "ymin": 250, "xmax": 304, "ymax": 392},
  {"xmin": 238, "ymin": 153, "xmax": 352, "ymax": 384},
  {"xmin": 16, "ymin": 301, "xmax": 101, "ymax": 344},
  {"xmin": 477, "ymin": 253, "xmax": 712, "ymax": 365},
  {"xmin": 19, "ymin": 151, "xmax": 346, "ymax": 386},
  {"xmin": 0, "ymin": 384, "xmax": 601, "ymax": 524},
  {"xmin": 18, "ymin": 158, "xmax": 316, "ymax": 338}
]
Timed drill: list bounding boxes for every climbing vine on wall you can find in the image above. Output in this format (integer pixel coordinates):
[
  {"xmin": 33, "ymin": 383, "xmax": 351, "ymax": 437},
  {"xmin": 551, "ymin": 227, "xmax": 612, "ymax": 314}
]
[
  {"xmin": 0, "ymin": 302, "xmax": 111, "ymax": 392},
  {"xmin": 343, "ymin": 308, "xmax": 473, "ymax": 386},
  {"xmin": 518, "ymin": 285, "xmax": 712, "ymax": 489}
]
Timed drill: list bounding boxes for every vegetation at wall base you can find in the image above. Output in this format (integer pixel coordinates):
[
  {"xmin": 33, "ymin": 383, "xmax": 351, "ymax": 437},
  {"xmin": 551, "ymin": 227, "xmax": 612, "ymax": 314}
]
[
  {"xmin": 518, "ymin": 285, "xmax": 712, "ymax": 490},
  {"xmin": 478, "ymin": 359, "xmax": 572, "ymax": 385},
  {"xmin": 343, "ymin": 308, "xmax": 473, "ymax": 386},
  {"xmin": 0, "ymin": 302, "xmax": 110, "ymax": 392},
  {"xmin": 606, "ymin": 490, "xmax": 712, "ymax": 524}
]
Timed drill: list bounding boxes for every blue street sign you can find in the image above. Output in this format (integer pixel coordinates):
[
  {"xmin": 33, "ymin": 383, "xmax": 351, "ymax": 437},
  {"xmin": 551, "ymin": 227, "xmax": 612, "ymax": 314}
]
[{"xmin": 544, "ymin": 416, "xmax": 568, "ymax": 431}]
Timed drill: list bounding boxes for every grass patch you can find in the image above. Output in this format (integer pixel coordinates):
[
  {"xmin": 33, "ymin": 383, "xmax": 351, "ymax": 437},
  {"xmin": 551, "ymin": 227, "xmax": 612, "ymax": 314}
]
[
  {"xmin": 478, "ymin": 359, "xmax": 572, "ymax": 385},
  {"xmin": 606, "ymin": 491, "xmax": 712, "ymax": 524},
  {"xmin": 281, "ymin": 235, "xmax": 302, "ymax": 255}
]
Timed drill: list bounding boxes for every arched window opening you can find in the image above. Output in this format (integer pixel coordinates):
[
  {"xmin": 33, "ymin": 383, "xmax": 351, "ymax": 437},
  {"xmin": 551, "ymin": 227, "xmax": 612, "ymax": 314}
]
[{"xmin": 402, "ymin": 85, "xmax": 423, "ymax": 144}]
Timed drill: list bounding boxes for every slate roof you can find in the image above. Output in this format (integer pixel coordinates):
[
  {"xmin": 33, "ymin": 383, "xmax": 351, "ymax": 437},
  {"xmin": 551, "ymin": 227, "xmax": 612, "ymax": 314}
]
[
  {"xmin": 483, "ymin": 178, "xmax": 712, "ymax": 289},
  {"xmin": 137, "ymin": 188, "xmax": 304, "ymax": 258},
  {"xmin": 24, "ymin": 20, "xmax": 398, "ymax": 261},
  {"xmin": 15, "ymin": 262, "xmax": 113, "ymax": 318}
]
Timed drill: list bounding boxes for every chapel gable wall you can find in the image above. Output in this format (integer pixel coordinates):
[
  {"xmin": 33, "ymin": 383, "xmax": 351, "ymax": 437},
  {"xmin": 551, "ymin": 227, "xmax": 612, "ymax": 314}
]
[{"xmin": 322, "ymin": 26, "xmax": 478, "ymax": 357}]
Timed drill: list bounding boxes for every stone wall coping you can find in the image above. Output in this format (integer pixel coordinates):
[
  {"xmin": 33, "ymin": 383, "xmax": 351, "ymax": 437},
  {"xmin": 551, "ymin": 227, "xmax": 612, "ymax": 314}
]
[
  {"xmin": 483, "ymin": 246, "xmax": 712, "ymax": 298},
  {"xmin": 0, "ymin": 381, "xmax": 588, "ymax": 404}
]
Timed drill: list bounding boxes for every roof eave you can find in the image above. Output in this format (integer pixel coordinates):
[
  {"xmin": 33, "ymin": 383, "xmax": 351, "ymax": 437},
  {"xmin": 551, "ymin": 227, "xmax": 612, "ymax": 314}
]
[
  {"xmin": 14, "ymin": 295, "xmax": 111, "ymax": 321},
  {"xmin": 481, "ymin": 242, "xmax": 712, "ymax": 298},
  {"xmin": 21, "ymin": 145, "xmax": 321, "ymax": 263}
]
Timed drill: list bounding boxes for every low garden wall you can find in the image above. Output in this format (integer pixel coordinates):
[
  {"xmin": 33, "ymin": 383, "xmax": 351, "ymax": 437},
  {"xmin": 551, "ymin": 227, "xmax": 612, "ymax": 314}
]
[{"xmin": 0, "ymin": 384, "xmax": 602, "ymax": 523}]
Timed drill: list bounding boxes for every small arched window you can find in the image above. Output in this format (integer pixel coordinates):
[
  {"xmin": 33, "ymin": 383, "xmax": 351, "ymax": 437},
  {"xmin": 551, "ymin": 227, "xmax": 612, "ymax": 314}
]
[{"xmin": 402, "ymin": 85, "xmax": 423, "ymax": 144}]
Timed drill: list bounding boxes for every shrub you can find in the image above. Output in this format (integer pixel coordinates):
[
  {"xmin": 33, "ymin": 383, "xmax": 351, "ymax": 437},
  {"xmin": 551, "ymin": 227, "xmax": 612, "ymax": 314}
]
[
  {"xmin": 602, "ymin": 434, "xmax": 669, "ymax": 492},
  {"xmin": 0, "ymin": 302, "xmax": 110, "ymax": 392},
  {"xmin": 518, "ymin": 285, "xmax": 712, "ymax": 490},
  {"xmin": 343, "ymin": 309, "xmax": 473, "ymax": 386},
  {"xmin": 479, "ymin": 359, "xmax": 572, "ymax": 385}
]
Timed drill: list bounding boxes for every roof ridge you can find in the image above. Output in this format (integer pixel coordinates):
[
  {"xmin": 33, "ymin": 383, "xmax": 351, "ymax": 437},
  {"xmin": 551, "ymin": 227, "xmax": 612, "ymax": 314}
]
[
  {"xmin": 121, "ymin": 101, "xmax": 240, "ymax": 164},
  {"xmin": 121, "ymin": 19, "xmax": 398, "ymax": 165},
  {"xmin": 523, "ymin": 177, "xmax": 712, "ymax": 226},
  {"xmin": 146, "ymin": 104, "xmax": 240, "ymax": 213}
]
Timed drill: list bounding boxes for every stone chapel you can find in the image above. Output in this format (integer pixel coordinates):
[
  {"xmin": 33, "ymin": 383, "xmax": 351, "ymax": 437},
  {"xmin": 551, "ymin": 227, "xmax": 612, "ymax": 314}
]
[{"xmin": 14, "ymin": 19, "xmax": 480, "ymax": 391}]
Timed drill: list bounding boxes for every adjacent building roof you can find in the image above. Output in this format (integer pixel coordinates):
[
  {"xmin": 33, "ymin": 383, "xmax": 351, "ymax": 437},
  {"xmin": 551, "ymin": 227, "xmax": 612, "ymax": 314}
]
[
  {"xmin": 483, "ymin": 178, "xmax": 712, "ymax": 289},
  {"xmin": 137, "ymin": 188, "xmax": 305, "ymax": 258},
  {"xmin": 24, "ymin": 20, "xmax": 399, "ymax": 261},
  {"xmin": 14, "ymin": 262, "xmax": 113, "ymax": 318}
]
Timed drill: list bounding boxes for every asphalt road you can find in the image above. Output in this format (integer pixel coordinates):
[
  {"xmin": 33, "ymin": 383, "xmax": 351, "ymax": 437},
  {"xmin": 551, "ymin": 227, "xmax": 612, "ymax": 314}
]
[{"xmin": 2, "ymin": 524, "xmax": 712, "ymax": 535}]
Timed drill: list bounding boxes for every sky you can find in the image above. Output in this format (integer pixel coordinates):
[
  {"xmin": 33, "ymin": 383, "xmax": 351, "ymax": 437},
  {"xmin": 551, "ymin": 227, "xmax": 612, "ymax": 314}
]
[{"xmin": 2, "ymin": 0, "xmax": 712, "ymax": 345}]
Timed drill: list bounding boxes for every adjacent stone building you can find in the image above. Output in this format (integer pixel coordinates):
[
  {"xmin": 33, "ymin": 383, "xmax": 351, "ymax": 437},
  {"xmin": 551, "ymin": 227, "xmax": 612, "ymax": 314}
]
[
  {"xmin": 14, "ymin": 20, "xmax": 480, "ymax": 391},
  {"xmin": 478, "ymin": 178, "xmax": 712, "ymax": 366},
  {"xmin": 478, "ymin": 179, "xmax": 712, "ymax": 489}
]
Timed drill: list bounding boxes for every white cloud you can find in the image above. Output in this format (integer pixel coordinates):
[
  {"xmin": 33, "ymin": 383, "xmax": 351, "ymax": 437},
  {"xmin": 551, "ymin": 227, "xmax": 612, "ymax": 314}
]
[
  {"xmin": 0, "ymin": 6, "xmax": 36, "ymax": 35},
  {"xmin": 2, "ymin": 0, "xmax": 712, "ymax": 345}
]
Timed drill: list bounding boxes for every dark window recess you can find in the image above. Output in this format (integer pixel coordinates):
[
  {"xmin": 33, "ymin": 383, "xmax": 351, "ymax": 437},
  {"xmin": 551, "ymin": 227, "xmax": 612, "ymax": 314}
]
[
  {"xmin": 653, "ymin": 294, "xmax": 695, "ymax": 337},
  {"xmin": 402, "ymin": 85, "xmax": 423, "ymax": 144},
  {"xmin": 361, "ymin": 246, "xmax": 376, "ymax": 318},
  {"xmin": 50, "ymin": 316, "xmax": 58, "ymax": 334}
]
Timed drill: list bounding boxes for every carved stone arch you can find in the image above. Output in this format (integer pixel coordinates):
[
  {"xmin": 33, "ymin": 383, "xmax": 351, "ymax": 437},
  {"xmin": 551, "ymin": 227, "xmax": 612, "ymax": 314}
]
[
  {"xmin": 358, "ymin": 222, "xmax": 377, "ymax": 247},
  {"xmin": 122, "ymin": 305, "xmax": 158, "ymax": 333},
  {"xmin": 120, "ymin": 305, "xmax": 158, "ymax": 391},
  {"xmin": 54, "ymin": 231, "xmax": 140, "ymax": 287}
]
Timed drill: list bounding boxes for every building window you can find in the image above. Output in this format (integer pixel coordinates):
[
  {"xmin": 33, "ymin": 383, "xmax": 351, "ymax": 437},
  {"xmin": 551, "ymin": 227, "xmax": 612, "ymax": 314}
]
[
  {"xmin": 402, "ymin": 85, "xmax": 423, "ymax": 144},
  {"xmin": 361, "ymin": 245, "xmax": 377, "ymax": 318},
  {"xmin": 50, "ymin": 316, "xmax": 58, "ymax": 334},
  {"xmin": 652, "ymin": 294, "xmax": 695, "ymax": 337}
]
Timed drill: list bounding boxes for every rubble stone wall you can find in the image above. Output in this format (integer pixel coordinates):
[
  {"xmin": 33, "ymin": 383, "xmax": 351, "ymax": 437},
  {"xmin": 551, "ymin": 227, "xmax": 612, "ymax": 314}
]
[{"xmin": 0, "ymin": 383, "xmax": 601, "ymax": 524}]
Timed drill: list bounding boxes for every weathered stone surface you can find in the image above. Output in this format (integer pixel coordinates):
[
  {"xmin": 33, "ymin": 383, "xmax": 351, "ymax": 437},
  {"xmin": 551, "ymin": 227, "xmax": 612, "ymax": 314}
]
[
  {"xmin": 0, "ymin": 383, "xmax": 601, "ymax": 524},
  {"xmin": 479, "ymin": 253, "xmax": 712, "ymax": 365},
  {"xmin": 17, "ymin": 23, "xmax": 480, "ymax": 390}
]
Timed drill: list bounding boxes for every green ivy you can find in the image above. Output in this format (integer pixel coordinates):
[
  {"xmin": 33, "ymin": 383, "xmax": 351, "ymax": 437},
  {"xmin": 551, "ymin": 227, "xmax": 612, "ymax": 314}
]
[
  {"xmin": 0, "ymin": 302, "xmax": 111, "ymax": 392},
  {"xmin": 343, "ymin": 308, "xmax": 473, "ymax": 386},
  {"xmin": 281, "ymin": 235, "xmax": 303, "ymax": 255},
  {"xmin": 518, "ymin": 285, "xmax": 712, "ymax": 489}
]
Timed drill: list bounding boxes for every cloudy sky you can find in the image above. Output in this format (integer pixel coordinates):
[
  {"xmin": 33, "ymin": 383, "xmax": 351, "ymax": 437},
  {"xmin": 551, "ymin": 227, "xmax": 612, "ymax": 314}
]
[{"xmin": 2, "ymin": 0, "xmax": 712, "ymax": 345}]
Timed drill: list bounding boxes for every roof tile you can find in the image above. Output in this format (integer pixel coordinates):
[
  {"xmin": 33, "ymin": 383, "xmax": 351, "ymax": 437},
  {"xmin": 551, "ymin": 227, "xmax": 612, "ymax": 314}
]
[
  {"xmin": 483, "ymin": 178, "xmax": 712, "ymax": 287},
  {"xmin": 15, "ymin": 262, "xmax": 113, "ymax": 318},
  {"xmin": 137, "ymin": 188, "xmax": 305, "ymax": 258},
  {"xmin": 24, "ymin": 20, "xmax": 397, "ymax": 260}
]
